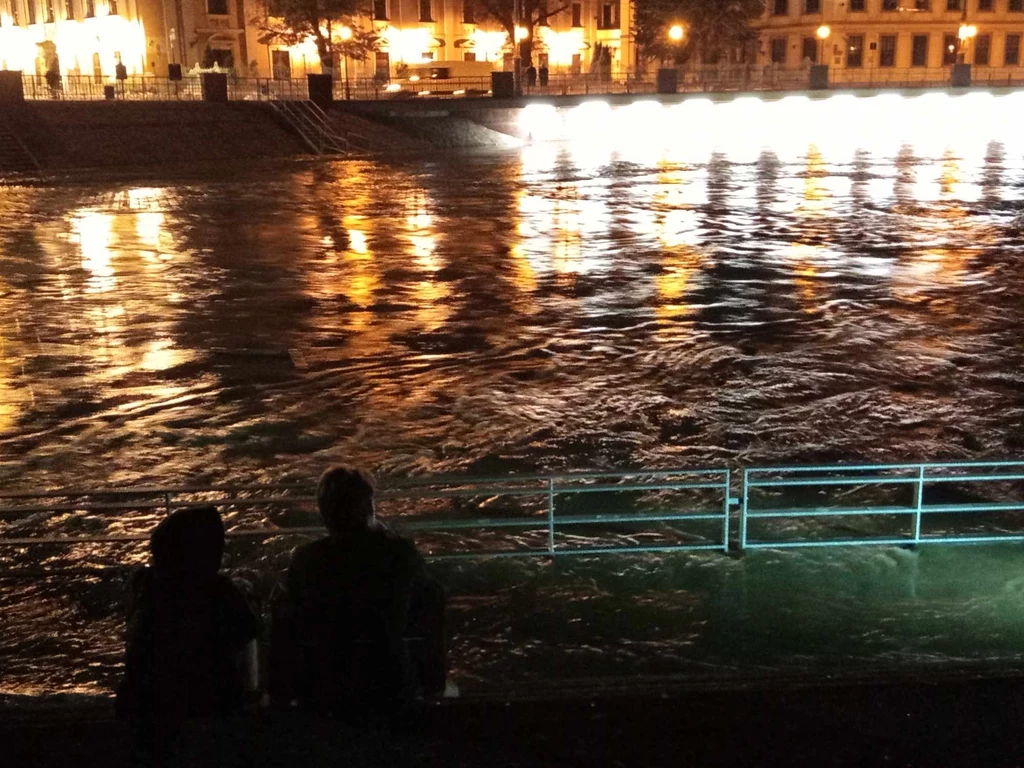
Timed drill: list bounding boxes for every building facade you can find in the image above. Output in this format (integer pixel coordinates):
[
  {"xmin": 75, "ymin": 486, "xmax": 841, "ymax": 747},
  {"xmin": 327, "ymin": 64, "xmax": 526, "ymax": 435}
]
[
  {"xmin": 3, "ymin": 0, "xmax": 1024, "ymax": 83},
  {"xmin": 757, "ymin": 0, "xmax": 1024, "ymax": 72}
]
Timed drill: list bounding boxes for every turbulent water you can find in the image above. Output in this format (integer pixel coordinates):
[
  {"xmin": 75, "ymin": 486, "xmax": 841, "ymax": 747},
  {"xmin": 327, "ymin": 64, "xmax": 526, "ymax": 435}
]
[{"xmin": 4, "ymin": 93, "xmax": 1024, "ymax": 699}]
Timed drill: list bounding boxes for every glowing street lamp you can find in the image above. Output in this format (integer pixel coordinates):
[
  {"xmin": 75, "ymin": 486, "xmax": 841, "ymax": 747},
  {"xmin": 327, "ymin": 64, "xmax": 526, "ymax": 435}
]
[
  {"xmin": 957, "ymin": 22, "xmax": 977, "ymax": 64},
  {"xmin": 668, "ymin": 24, "xmax": 684, "ymax": 42},
  {"xmin": 816, "ymin": 24, "xmax": 830, "ymax": 64},
  {"xmin": 338, "ymin": 25, "xmax": 353, "ymax": 100}
]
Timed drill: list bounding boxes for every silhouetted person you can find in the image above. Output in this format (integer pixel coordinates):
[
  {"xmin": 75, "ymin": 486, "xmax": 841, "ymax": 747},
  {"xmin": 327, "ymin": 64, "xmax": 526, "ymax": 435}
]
[
  {"xmin": 538, "ymin": 65, "xmax": 549, "ymax": 87},
  {"xmin": 526, "ymin": 65, "xmax": 537, "ymax": 88},
  {"xmin": 274, "ymin": 466, "xmax": 445, "ymax": 719},
  {"xmin": 116, "ymin": 506, "xmax": 261, "ymax": 719}
]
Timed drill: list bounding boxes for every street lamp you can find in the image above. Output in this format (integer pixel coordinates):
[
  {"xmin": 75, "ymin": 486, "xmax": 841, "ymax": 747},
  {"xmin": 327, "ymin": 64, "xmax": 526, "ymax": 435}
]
[
  {"xmin": 816, "ymin": 24, "xmax": 830, "ymax": 65},
  {"xmin": 339, "ymin": 25, "xmax": 352, "ymax": 100},
  {"xmin": 957, "ymin": 22, "xmax": 977, "ymax": 64},
  {"xmin": 668, "ymin": 24, "xmax": 684, "ymax": 42}
]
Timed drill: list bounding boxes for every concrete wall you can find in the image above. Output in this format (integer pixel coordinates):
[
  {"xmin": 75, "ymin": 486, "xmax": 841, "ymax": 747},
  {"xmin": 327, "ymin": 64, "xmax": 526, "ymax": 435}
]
[{"xmin": 3, "ymin": 101, "xmax": 306, "ymax": 170}]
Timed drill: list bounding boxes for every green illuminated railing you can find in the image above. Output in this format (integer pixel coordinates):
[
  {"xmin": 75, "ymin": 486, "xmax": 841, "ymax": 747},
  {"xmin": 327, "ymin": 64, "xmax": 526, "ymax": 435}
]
[{"xmin": 4, "ymin": 460, "xmax": 1024, "ymax": 561}]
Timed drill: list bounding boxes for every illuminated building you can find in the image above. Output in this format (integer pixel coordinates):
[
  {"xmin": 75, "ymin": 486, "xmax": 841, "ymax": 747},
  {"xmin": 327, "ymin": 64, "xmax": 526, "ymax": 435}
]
[
  {"xmin": 0, "ymin": 0, "xmax": 158, "ymax": 76},
  {"xmin": 243, "ymin": 0, "xmax": 634, "ymax": 79},
  {"xmin": 757, "ymin": 0, "xmax": 1024, "ymax": 77}
]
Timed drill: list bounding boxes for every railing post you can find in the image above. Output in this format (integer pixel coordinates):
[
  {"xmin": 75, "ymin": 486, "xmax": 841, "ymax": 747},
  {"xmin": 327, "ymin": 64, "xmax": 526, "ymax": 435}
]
[
  {"xmin": 913, "ymin": 465, "xmax": 924, "ymax": 544},
  {"xmin": 164, "ymin": 492, "xmax": 172, "ymax": 516},
  {"xmin": 547, "ymin": 477, "xmax": 556, "ymax": 555},
  {"xmin": 723, "ymin": 469, "xmax": 731, "ymax": 553},
  {"xmin": 740, "ymin": 469, "xmax": 749, "ymax": 550}
]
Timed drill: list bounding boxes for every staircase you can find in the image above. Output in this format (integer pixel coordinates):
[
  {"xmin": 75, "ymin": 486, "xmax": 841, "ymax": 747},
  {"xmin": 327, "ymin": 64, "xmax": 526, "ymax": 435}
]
[
  {"xmin": 268, "ymin": 100, "xmax": 349, "ymax": 155},
  {"xmin": 0, "ymin": 111, "xmax": 39, "ymax": 175}
]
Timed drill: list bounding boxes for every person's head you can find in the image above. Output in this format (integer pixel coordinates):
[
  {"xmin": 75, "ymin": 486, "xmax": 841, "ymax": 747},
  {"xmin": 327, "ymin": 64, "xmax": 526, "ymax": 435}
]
[
  {"xmin": 150, "ymin": 505, "xmax": 225, "ymax": 578},
  {"xmin": 316, "ymin": 465, "xmax": 375, "ymax": 534}
]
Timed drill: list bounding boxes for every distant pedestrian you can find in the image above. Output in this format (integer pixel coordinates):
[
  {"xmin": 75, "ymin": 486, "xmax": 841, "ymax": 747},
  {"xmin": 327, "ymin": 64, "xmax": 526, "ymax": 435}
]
[
  {"xmin": 538, "ymin": 65, "xmax": 549, "ymax": 87},
  {"xmin": 526, "ymin": 65, "xmax": 537, "ymax": 88},
  {"xmin": 116, "ymin": 506, "xmax": 261, "ymax": 719}
]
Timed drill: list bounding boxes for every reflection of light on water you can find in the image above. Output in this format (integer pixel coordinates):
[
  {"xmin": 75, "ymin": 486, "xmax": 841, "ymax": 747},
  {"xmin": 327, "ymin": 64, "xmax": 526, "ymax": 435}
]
[
  {"xmin": 74, "ymin": 212, "xmax": 116, "ymax": 293},
  {"xmin": 135, "ymin": 212, "xmax": 166, "ymax": 258},
  {"xmin": 348, "ymin": 229, "xmax": 369, "ymax": 255},
  {"xmin": 139, "ymin": 338, "xmax": 189, "ymax": 372},
  {"xmin": 655, "ymin": 249, "xmax": 700, "ymax": 321}
]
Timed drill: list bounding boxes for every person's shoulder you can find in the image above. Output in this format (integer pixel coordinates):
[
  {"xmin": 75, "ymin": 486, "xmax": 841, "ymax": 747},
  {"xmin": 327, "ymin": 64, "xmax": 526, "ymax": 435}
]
[{"xmin": 367, "ymin": 523, "xmax": 423, "ymax": 567}]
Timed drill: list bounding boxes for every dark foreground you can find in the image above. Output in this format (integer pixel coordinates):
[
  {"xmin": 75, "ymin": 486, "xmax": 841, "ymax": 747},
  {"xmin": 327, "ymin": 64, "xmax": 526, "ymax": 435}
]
[{"xmin": 6, "ymin": 672, "xmax": 1024, "ymax": 767}]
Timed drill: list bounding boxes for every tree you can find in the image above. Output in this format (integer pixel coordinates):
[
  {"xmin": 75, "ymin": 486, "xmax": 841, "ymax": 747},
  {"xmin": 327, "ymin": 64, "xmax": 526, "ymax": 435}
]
[
  {"xmin": 633, "ymin": 0, "xmax": 764, "ymax": 66},
  {"xmin": 253, "ymin": 0, "xmax": 380, "ymax": 74},
  {"xmin": 473, "ymin": 0, "xmax": 573, "ymax": 67}
]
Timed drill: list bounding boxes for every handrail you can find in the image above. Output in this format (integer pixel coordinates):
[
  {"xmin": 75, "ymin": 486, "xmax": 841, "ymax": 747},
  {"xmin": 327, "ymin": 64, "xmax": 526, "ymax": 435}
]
[
  {"xmin": 5, "ymin": 460, "xmax": 1024, "ymax": 558},
  {"xmin": 0, "ymin": 468, "xmax": 732, "ymax": 558}
]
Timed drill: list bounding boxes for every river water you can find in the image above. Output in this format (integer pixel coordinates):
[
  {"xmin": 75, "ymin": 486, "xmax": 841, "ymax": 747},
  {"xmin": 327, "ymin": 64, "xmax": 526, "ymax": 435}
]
[{"xmin": 3, "ymin": 92, "xmax": 1024, "ymax": 699}]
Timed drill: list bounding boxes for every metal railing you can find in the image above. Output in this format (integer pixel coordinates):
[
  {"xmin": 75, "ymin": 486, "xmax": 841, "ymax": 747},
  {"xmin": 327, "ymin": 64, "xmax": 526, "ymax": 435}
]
[
  {"xmin": 741, "ymin": 460, "xmax": 1024, "ymax": 549},
  {"xmin": 21, "ymin": 67, "xmax": 1024, "ymax": 105},
  {"xmin": 0, "ymin": 468, "xmax": 732, "ymax": 559},
  {"xmin": 5, "ymin": 460, "xmax": 1024, "ymax": 562},
  {"xmin": 268, "ymin": 99, "xmax": 349, "ymax": 154}
]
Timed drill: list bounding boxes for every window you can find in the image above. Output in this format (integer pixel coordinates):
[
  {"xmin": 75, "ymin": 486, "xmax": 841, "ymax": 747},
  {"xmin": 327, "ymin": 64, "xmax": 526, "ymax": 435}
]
[
  {"xmin": 85, "ymin": 0, "xmax": 93, "ymax": 15},
  {"xmin": 207, "ymin": 0, "xmax": 227, "ymax": 14},
  {"xmin": 271, "ymin": 50, "xmax": 290, "ymax": 79},
  {"xmin": 977, "ymin": 0, "xmax": 993, "ymax": 9},
  {"xmin": 599, "ymin": 1, "xmax": 618, "ymax": 28},
  {"xmin": 9, "ymin": 0, "xmax": 19, "ymax": 24},
  {"xmin": 974, "ymin": 33, "xmax": 990, "ymax": 64},
  {"xmin": 1011, "ymin": 0, "xmax": 1024, "ymax": 11},
  {"xmin": 770, "ymin": 37, "xmax": 787, "ymax": 63},
  {"xmin": 802, "ymin": 37, "xmax": 817, "ymax": 62},
  {"xmin": 804, "ymin": 0, "xmax": 819, "ymax": 13},
  {"xmin": 44, "ymin": 0, "xmax": 54, "ymax": 20},
  {"xmin": 911, "ymin": 34, "xmax": 928, "ymax": 65},
  {"xmin": 419, "ymin": 0, "xmax": 432, "ymax": 22},
  {"xmin": 462, "ymin": 0, "xmax": 473, "ymax": 22},
  {"xmin": 849, "ymin": 0, "xmax": 865, "ymax": 10},
  {"xmin": 375, "ymin": 51, "xmax": 389, "ymax": 78},
  {"xmin": 1005, "ymin": 33, "xmax": 1021, "ymax": 64},
  {"xmin": 107, "ymin": 0, "xmax": 116, "ymax": 13},
  {"xmin": 463, "ymin": 51, "xmax": 476, "ymax": 61},
  {"xmin": 879, "ymin": 34, "xmax": 896, "ymax": 66},
  {"xmin": 942, "ymin": 33, "xmax": 957, "ymax": 64},
  {"xmin": 572, "ymin": 2, "xmax": 581, "ymax": 25},
  {"xmin": 882, "ymin": 0, "xmax": 897, "ymax": 9},
  {"xmin": 914, "ymin": 0, "xmax": 929, "ymax": 9},
  {"xmin": 373, "ymin": 0, "xmax": 387, "ymax": 19},
  {"xmin": 773, "ymin": 0, "xmax": 788, "ymax": 15},
  {"xmin": 846, "ymin": 34, "xmax": 864, "ymax": 66},
  {"xmin": 946, "ymin": 0, "xmax": 960, "ymax": 8},
  {"xmin": 27, "ymin": 0, "xmax": 36, "ymax": 23},
  {"xmin": 64, "ymin": 0, "xmax": 74, "ymax": 18}
]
